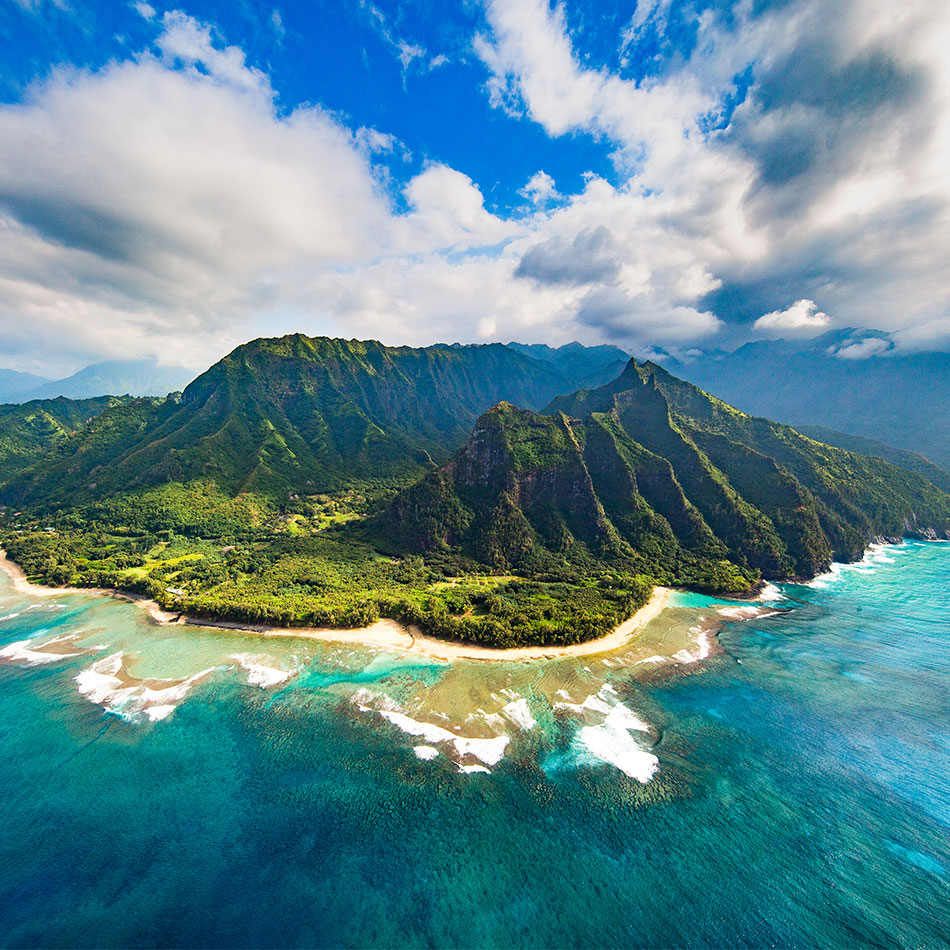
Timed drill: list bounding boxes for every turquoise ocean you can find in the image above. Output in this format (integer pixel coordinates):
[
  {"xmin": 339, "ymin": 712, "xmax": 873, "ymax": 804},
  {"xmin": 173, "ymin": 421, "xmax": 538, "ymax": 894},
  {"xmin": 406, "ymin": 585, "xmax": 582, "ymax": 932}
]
[{"xmin": 0, "ymin": 541, "xmax": 948, "ymax": 948}]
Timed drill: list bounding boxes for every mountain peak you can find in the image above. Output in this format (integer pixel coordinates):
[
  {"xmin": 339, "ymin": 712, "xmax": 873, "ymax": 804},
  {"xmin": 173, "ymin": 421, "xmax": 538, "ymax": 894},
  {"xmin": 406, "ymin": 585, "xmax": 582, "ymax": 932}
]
[
  {"xmin": 1, "ymin": 336, "xmax": 620, "ymax": 503},
  {"xmin": 386, "ymin": 348, "xmax": 950, "ymax": 591},
  {"xmin": 618, "ymin": 357, "xmax": 642, "ymax": 381}
]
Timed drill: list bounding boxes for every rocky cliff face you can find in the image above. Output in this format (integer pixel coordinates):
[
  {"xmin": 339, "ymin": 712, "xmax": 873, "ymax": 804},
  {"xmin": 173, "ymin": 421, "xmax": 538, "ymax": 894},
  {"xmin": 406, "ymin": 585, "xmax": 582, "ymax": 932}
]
[{"xmin": 384, "ymin": 364, "xmax": 950, "ymax": 591}]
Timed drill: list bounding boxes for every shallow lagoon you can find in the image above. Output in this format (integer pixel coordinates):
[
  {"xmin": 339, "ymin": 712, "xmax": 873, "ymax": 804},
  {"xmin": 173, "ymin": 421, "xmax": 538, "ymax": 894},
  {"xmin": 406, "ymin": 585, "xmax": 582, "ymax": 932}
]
[{"xmin": 0, "ymin": 543, "xmax": 948, "ymax": 947}]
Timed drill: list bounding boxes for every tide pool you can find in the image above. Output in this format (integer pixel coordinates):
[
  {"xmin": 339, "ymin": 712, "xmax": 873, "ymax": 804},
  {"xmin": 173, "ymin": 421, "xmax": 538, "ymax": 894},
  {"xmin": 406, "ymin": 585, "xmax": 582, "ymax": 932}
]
[{"xmin": 0, "ymin": 542, "xmax": 947, "ymax": 947}]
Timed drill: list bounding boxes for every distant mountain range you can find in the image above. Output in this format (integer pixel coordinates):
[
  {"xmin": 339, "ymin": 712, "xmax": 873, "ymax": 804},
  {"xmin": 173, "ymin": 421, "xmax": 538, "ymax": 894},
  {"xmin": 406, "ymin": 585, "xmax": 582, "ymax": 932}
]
[
  {"xmin": 664, "ymin": 329, "xmax": 950, "ymax": 468},
  {"xmin": 0, "ymin": 369, "xmax": 51, "ymax": 403},
  {"xmin": 505, "ymin": 341, "xmax": 631, "ymax": 389},
  {"xmin": 0, "ymin": 358, "xmax": 195, "ymax": 404}
]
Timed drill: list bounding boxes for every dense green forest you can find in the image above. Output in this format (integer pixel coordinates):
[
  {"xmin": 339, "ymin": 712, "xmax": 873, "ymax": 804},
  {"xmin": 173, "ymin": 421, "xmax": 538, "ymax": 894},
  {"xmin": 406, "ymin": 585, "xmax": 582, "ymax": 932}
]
[
  {"xmin": 2, "ymin": 336, "xmax": 948, "ymax": 647},
  {"xmin": 793, "ymin": 424, "xmax": 950, "ymax": 494},
  {"xmin": 0, "ymin": 396, "xmax": 136, "ymax": 483},
  {"xmin": 0, "ymin": 480, "xmax": 650, "ymax": 648}
]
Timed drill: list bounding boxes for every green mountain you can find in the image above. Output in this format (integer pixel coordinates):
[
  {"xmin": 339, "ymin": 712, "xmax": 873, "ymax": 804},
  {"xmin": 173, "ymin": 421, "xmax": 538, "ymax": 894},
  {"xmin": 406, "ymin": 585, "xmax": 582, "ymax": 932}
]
[
  {"xmin": 0, "ymin": 396, "xmax": 132, "ymax": 485},
  {"xmin": 626, "ymin": 361, "xmax": 950, "ymax": 559},
  {"xmin": 794, "ymin": 425, "xmax": 950, "ymax": 494},
  {"xmin": 0, "ymin": 335, "xmax": 591, "ymax": 507},
  {"xmin": 385, "ymin": 360, "xmax": 950, "ymax": 589}
]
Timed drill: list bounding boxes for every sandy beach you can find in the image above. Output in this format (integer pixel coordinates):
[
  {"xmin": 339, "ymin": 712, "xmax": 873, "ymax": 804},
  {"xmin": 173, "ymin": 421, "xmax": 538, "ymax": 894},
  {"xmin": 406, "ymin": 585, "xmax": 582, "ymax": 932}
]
[
  {"xmin": 0, "ymin": 548, "xmax": 674, "ymax": 663},
  {"xmin": 249, "ymin": 585, "xmax": 673, "ymax": 662}
]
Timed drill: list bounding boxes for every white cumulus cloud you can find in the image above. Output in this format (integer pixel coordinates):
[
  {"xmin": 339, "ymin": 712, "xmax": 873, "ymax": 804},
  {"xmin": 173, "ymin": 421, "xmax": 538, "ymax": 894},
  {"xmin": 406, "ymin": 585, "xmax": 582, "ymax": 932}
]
[
  {"xmin": 832, "ymin": 337, "xmax": 894, "ymax": 360},
  {"xmin": 753, "ymin": 299, "xmax": 831, "ymax": 336}
]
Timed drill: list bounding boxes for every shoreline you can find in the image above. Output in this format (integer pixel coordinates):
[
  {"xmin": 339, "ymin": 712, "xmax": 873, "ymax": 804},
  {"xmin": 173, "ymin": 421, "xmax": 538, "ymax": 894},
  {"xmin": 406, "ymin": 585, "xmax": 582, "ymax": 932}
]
[
  {"xmin": 0, "ymin": 549, "xmax": 673, "ymax": 662},
  {"xmin": 0, "ymin": 551, "xmax": 181, "ymax": 624},
  {"xmin": 250, "ymin": 586, "xmax": 673, "ymax": 662}
]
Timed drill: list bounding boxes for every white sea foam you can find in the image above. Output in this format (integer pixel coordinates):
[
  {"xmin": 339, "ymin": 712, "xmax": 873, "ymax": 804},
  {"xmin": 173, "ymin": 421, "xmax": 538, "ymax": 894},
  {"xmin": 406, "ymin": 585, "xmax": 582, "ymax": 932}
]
[
  {"xmin": 866, "ymin": 543, "xmax": 895, "ymax": 563},
  {"xmin": 696, "ymin": 627, "xmax": 712, "ymax": 660},
  {"xmin": 756, "ymin": 583, "xmax": 786, "ymax": 602},
  {"xmin": 555, "ymin": 686, "xmax": 658, "ymax": 782},
  {"xmin": 361, "ymin": 704, "xmax": 511, "ymax": 768},
  {"xmin": 717, "ymin": 605, "xmax": 783, "ymax": 626},
  {"xmin": 500, "ymin": 697, "xmax": 537, "ymax": 731},
  {"xmin": 0, "ymin": 635, "xmax": 83, "ymax": 665},
  {"xmin": 554, "ymin": 691, "xmax": 614, "ymax": 717},
  {"xmin": 229, "ymin": 653, "xmax": 294, "ymax": 688},
  {"xmin": 672, "ymin": 625, "xmax": 716, "ymax": 665},
  {"xmin": 74, "ymin": 652, "xmax": 213, "ymax": 723},
  {"xmin": 808, "ymin": 542, "xmax": 904, "ymax": 587},
  {"xmin": 351, "ymin": 688, "xmax": 399, "ymax": 712},
  {"xmin": 578, "ymin": 726, "xmax": 657, "ymax": 782},
  {"xmin": 609, "ymin": 701, "xmax": 650, "ymax": 732},
  {"xmin": 413, "ymin": 745, "xmax": 439, "ymax": 760},
  {"xmin": 452, "ymin": 735, "xmax": 509, "ymax": 766},
  {"xmin": 0, "ymin": 612, "xmax": 20, "ymax": 622},
  {"xmin": 717, "ymin": 605, "xmax": 765, "ymax": 620},
  {"xmin": 577, "ymin": 703, "xmax": 658, "ymax": 783},
  {"xmin": 806, "ymin": 566, "xmax": 838, "ymax": 588},
  {"xmin": 458, "ymin": 764, "xmax": 491, "ymax": 774},
  {"xmin": 375, "ymin": 709, "xmax": 457, "ymax": 744}
]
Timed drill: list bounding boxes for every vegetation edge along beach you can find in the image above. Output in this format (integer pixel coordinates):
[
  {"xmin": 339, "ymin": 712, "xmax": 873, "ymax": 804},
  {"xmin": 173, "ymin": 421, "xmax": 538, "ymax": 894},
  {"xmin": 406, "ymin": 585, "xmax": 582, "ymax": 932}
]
[{"xmin": 0, "ymin": 548, "xmax": 674, "ymax": 662}]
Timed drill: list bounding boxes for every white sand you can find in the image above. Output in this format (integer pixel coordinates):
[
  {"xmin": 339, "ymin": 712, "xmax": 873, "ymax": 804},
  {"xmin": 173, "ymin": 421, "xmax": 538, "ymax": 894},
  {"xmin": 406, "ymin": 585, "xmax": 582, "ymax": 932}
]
[
  {"xmin": 251, "ymin": 585, "xmax": 674, "ymax": 663},
  {"xmin": 0, "ymin": 551, "xmax": 181, "ymax": 623}
]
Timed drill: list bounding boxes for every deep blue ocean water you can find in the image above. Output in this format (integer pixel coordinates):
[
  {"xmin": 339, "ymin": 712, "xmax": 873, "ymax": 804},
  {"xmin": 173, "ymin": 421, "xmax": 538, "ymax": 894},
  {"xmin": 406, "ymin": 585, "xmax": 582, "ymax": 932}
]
[{"xmin": 0, "ymin": 542, "xmax": 948, "ymax": 948}]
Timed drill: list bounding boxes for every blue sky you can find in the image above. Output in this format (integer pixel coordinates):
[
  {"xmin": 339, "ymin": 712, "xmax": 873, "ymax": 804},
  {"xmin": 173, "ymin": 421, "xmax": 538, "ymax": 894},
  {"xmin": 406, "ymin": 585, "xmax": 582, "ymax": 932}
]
[
  {"xmin": 0, "ymin": 0, "xmax": 701, "ymax": 211},
  {"xmin": 1, "ymin": 0, "xmax": 948, "ymax": 374}
]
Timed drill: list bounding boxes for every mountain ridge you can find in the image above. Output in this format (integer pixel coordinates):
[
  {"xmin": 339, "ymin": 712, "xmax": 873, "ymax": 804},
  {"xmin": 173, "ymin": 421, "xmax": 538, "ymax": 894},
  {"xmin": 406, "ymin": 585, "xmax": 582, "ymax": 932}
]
[
  {"xmin": 385, "ymin": 358, "xmax": 950, "ymax": 592},
  {"xmin": 793, "ymin": 424, "xmax": 950, "ymax": 494},
  {"xmin": 0, "ymin": 335, "xmax": 614, "ymax": 506},
  {"xmin": 0, "ymin": 396, "xmax": 135, "ymax": 485}
]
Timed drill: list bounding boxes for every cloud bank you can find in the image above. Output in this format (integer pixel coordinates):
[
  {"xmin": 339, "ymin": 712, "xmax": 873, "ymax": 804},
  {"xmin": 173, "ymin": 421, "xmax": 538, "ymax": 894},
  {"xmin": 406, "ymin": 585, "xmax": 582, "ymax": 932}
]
[{"xmin": 0, "ymin": 1, "xmax": 949, "ymax": 374}]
